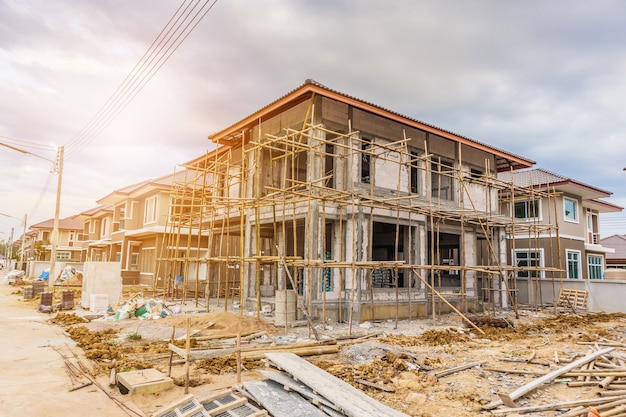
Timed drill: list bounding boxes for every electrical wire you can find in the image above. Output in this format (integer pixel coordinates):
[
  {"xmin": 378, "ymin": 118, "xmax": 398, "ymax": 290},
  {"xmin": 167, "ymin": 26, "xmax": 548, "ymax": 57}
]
[
  {"xmin": 0, "ymin": 134, "xmax": 57, "ymax": 153},
  {"xmin": 64, "ymin": 0, "xmax": 218, "ymax": 161}
]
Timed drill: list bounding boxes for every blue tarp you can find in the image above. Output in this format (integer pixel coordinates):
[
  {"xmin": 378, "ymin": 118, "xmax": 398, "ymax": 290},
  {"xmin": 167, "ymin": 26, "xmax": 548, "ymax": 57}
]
[{"xmin": 39, "ymin": 270, "xmax": 49, "ymax": 280}]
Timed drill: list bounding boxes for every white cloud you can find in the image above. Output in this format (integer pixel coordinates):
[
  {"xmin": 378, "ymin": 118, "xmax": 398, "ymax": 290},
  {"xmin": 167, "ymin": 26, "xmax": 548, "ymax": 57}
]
[{"xmin": 2, "ymin": 0, "xmax": 626, "ymax": 237}]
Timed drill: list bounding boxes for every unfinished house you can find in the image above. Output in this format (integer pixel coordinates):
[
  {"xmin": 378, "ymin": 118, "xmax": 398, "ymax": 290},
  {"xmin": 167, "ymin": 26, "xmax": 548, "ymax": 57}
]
[{"xmin": 161, "ymin": 80, "xmax": 544, "ymax": 323}]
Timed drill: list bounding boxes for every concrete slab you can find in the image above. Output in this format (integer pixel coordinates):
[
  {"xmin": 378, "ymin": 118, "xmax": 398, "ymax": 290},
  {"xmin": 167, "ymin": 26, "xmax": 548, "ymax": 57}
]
[{"xmin": 116, "ymin": 368, "xmax": 174, "ymax": 395}]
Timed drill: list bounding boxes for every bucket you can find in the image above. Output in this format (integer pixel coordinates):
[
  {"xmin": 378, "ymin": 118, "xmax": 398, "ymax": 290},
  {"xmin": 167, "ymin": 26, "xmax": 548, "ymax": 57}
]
[{"xmin": 275, "ymin": 290, "xmax": 296, "ymax": 325}]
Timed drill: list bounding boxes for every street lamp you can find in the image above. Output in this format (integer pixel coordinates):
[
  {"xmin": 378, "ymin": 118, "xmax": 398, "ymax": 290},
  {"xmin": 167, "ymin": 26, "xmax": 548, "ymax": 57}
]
[{"xmin": 0, "ymin": 141, "xmax": 63, "ymax": 290}]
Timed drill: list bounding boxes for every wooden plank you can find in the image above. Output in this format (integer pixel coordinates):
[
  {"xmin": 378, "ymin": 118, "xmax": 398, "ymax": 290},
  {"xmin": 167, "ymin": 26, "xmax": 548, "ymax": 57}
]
[
  {"xmin": 354, "ymin": 378, "xmax": 396, "ymax": 392},
  {"xmin": 489, "ymin": 395, "xmax": 626, "ymax": 415},
  {"xmin": 265, "ymin": 352, "xmax": 409, "ymax": 417},
  {"xmin": 258, "ymin": 370, "xmax": 340, "ymax": 412},
  {"xmin": 169, "ymin": 340, "xmax": 337, "ymax": 361},
  {"xmin": 242, "ymin": 379, "xmax": 328, "ymax": 417},
  {"xmin": 484, "ymin": 347, "xmax": 614, "ymax": 410}
]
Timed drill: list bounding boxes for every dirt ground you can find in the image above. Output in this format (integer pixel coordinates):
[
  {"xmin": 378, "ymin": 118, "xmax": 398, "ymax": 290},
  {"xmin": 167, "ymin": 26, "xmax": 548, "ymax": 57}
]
[{"xmin": 11, "ymin": 281, "xmax": 626, "ymax": 417}]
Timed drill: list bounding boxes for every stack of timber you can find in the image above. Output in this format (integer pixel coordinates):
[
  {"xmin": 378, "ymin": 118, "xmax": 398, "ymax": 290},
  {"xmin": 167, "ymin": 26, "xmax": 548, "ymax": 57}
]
[
  {"xmin": 484, "ymin": 345, "xmax": 626, "ymax": 416},
  {"xmin": 236, "ymin": 352, "xmax": 410, "ymax": 417},
  {"xmin": 154, "ymin": 390, "xmax": 267, "ymax": 417}
]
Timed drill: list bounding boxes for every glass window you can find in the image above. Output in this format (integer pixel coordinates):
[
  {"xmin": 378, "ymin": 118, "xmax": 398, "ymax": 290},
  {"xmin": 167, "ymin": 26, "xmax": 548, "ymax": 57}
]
[
  {"xmin": 56, "ymin": 251, "xmax": 70, "ymax": 261},
  {"xmin": 514, "ymin": 249, "xmax": 543, "ymax": 278},
  {"xmin": 567, "ymin": 250, "xmax": 581, "ymax": 279},
  {"xmin": 564, "ymin": 198, "xmax": 578, "ymax": 222},
  {"xmin": 514, "ymin": 200, "xmax": 539, "ymax": 220},
  {"xmin": 588, "ymin": 255, "xmax": 604, "ymax": 280},
  {"xmin": 144, "ymin": 196, "xmax": 158, "ymax": 224}
]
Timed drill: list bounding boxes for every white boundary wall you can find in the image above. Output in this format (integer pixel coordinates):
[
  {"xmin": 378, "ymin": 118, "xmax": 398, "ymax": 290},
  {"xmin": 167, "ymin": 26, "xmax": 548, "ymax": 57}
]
[{"xmin": 516, "ymin": 278, "xmax": 626, "ymax": 313}]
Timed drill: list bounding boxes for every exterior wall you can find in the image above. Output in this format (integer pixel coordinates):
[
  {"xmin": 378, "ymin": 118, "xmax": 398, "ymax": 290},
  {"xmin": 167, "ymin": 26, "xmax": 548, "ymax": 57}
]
[
  {"xmin": 557, "ymin": 194, "xmax": 585, "ymax": 238},
  {"xmin": 26, "ymin": 260, "xmax": 84, "ymax": 280},
  {"xmin": 517, "ymin": 277, "xmax": 626, "ymax": 313}
]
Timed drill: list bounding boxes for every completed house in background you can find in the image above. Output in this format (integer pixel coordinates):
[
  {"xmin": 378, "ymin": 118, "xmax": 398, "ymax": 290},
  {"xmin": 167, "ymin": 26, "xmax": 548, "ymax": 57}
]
[
  {"xmin": 89, "ymin": 171, "xmax": 210, "ymax": 287},
  {"xmin": 601, "ymin": 234, "xmax": 626, "ymax": 279},
  {"xmin": 28, "ymin": 216, "xmax": 84, "ymax": 262},
  {"xmin": 498, "ymin": 168, "xmax": 622, "ymax": 282}
]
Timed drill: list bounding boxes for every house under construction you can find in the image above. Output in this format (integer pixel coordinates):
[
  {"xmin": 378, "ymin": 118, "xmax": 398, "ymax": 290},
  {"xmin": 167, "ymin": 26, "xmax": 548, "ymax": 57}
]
[{"xmin": 157, "ymin": 80, "xmax": 559, "ymax": 324}]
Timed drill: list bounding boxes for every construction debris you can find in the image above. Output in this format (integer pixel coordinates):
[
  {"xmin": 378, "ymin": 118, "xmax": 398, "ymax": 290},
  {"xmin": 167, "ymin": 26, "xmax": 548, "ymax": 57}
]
[
  {"xmin": 256, "ymin": 352, "xmax": 411, "ymax": 417},
  {"xmin": 114, "ymin": 295, "xmax": 171, "ymax": 321}
]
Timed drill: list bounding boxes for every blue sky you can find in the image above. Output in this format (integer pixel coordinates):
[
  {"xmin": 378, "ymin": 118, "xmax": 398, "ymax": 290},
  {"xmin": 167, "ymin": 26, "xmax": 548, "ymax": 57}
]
[{"xmin": 1, "ymin": 0, "xmax": 626, "ymax": 240}]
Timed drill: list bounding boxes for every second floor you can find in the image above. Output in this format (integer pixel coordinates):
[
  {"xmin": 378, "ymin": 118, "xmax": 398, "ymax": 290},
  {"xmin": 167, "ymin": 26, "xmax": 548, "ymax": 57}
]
[{"xmin": 499, "ymin": 168, "xmax": 622, "ymax": 250}]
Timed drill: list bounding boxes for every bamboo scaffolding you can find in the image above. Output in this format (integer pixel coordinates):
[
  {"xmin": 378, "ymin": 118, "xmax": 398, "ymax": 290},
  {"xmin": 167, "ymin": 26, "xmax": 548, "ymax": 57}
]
[{"xmin": 155, "ymin": 106, "xmax": 564, "ymax": 327}]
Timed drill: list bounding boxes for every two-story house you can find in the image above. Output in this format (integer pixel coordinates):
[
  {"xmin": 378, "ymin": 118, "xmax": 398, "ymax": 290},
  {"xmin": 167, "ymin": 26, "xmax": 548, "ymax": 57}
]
[
  {"xmin": 498, "ymin": 168, "xmax": 622, "ymax": 283},
  {"xmin": 28, "ymin": 216, "xmax": 85, "ymax": 262},
  {"xmin": 92, "ymin": 170, "xmax": 210, "ymax": 287},
  {"xmin": 80, "ymin": 205, "xmax": 114, "ymax": 262},
  {"xmin": 601, "ymin": 234, "xmax": 626, "ymax": 279},
  {"xmin": 159, "ymin": 80, "xmax": 543, "ymax": 322}
]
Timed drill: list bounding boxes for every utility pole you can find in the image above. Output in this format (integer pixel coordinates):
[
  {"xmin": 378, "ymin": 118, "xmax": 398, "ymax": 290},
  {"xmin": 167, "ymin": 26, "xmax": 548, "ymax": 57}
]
[
  {"xmin": 0, "ymin": 140, "xmax": 62, "ymax": 285},
  {"xmin": 20, "ymin": 213, "xmax": 27, "ymax": 268},
  {"xmin": 48, "ymin": 146, "xmax": 64, "ymax": 291},
  {"xmin": 8, "ymin": 228, "xmax": 14, "ymax": 270}
]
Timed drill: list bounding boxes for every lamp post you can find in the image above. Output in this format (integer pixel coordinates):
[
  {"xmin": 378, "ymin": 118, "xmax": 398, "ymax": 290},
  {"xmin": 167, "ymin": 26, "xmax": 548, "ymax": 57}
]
[{"xmin": 0, "ymin": 141, "xmax": 63, "ymax": 290}]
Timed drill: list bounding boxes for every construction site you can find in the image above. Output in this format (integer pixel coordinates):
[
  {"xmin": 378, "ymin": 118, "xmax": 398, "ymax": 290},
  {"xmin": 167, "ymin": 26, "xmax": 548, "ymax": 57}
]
[{"xmin": 5, "ymin": 81, "xmax": 626, "ymax": 417}]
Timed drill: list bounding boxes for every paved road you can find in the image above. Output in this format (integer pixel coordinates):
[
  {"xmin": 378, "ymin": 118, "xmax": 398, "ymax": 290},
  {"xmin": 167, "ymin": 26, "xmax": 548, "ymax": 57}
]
[{"xmin": 0, "ymin": 270, "xmax": 141, "ymax": 417}]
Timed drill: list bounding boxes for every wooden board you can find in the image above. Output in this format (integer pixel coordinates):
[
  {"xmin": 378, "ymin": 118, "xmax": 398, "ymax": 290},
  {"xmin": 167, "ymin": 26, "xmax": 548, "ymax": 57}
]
[
  {"xmin": 257, "ymin": 370, "xmax": 340, "ymax": 412},
  {"xmin": 265, "ymin": 352, "xmax": 410, "ymax": 417},
  {"xmin": 242, "ymin": 379, "xmax": 328, "ymax": 417}
]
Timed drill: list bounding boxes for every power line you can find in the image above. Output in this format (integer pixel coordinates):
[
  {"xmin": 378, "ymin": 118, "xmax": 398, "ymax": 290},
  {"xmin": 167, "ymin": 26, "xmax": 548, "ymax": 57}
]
[
  {"xmin": 0, "ymin": 135, "xmax": 57, "ymax": 152},
  {"xmin": 64, "ymin": 0, "xmax": 218, "ymax": 160}
]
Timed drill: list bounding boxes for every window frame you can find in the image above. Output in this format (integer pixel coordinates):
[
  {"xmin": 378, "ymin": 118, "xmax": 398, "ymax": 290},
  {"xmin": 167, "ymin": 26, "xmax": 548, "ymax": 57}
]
[
  {"xmin": 513, "ymin": 199, "xmax": 541, "ymax": 221},
  {"xmin": 588, "ymin": 254, "xmax": 604, "ymax": 280},
  {"xmin": 431, "ymin": 158, "xmax": 455, "ymax": 202},
  {"xmin": 144, "ymin": 195, "xmax": 158, "ymax": 225},
  {"xmin": 566, "ymin": 249, "xmax": 582, "ymax": 279},
  {"xmin": 514, "ymin": 249, "xmax": 544, "ymax": 278},
  {"xmin": 564, "ymin": 197, "xmax": 579, "ymax": 223},
  {"xmin": 361, "ymin": 137, "xmax": 372, "ymax": 184}
]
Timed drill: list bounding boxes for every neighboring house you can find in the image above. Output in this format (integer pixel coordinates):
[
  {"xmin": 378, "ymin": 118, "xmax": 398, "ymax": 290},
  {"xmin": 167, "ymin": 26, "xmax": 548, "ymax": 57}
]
[
  {"xmin": 92, "ymin": 171, "xmax": 209, "ymax": 286},
  {"xmin": 28, "ymin": 216, "xmax": 85, "ymax": 262},
  {"xmin": 157, "ymin": 79, "xmax": 544, "ymax": 322},
  {"xmin": 80, "ymin": 205, "xmax": 114, "ymax": 262},
  {"xmin": 20, "ymin": 230, "xmax": 38, "ymax": 261},
  {"xmin": 602, "ymin": 234, "xmax": 626, "ymax": 269},
  {"xmin": 498, "ymin": 168, "xmax": 622, "ymax": 281}
]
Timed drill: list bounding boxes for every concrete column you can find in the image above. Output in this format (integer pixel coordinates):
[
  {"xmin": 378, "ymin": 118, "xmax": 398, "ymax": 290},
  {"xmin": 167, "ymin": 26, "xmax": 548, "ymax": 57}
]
[{"xmin": 463, "ymin": 229, "xmax": 476, "ymax": 297}]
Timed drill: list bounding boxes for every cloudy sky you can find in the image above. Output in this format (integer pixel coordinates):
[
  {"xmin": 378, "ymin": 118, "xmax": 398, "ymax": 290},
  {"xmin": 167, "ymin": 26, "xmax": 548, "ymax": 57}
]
[{"xmin": 1, "ymin": 0, "xmax": 626, "ymax": 241}]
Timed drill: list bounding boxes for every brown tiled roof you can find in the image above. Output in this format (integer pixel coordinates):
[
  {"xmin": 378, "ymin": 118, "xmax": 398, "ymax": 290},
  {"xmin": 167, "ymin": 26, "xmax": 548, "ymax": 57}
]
[
  {"xmin": 498, "ymin": 168, "xmax": 612, "ymax": 195},
  {"xmin": 208, "ymin": 79, "xmax": 535, "ymax": 171},
  {"xmin": 29, "ymin": 216, "xmax": 83, "ymax": 230}
]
